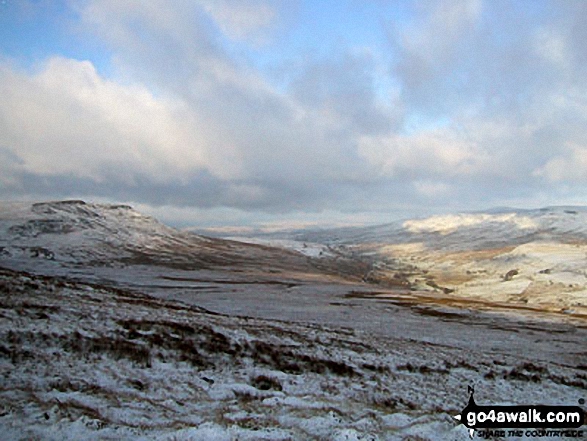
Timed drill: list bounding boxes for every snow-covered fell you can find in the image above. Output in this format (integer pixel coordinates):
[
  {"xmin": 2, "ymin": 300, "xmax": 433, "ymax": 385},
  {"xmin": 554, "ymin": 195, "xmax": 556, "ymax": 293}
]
[
  {"xmin": 0, "ymin": 200, "xmax": 365, "ymax": 281},
  {"xmin": 212, "ymin": 207, "xmax": 587, "ymax": 315},
  {"xmin": 0, "ymin": 200, "xmax": 194, "ymax": 265},
  {"xmin": 285, "ymin": 207, "xmax": 587, "ymax": 315},
  {"xmin": 292, "ymin": 206, "xmax": 587, "ymax": 251}
]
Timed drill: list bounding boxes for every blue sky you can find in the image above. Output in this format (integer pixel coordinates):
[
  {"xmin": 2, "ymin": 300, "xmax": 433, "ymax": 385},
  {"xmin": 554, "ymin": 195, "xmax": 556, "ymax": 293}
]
[
  {"xmin": 0, "ymin": 1, "xmax": 104, "ymax": 72},
  {"xmin": 1, "ymin": 1, "xmax": 587, "ymax": 227}
]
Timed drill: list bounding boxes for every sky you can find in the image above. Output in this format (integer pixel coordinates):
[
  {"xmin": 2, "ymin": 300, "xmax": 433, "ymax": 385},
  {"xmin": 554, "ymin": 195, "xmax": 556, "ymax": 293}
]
[{"xmin": 1, "ymin": 0, "xmax": 587, "ymax": 227}]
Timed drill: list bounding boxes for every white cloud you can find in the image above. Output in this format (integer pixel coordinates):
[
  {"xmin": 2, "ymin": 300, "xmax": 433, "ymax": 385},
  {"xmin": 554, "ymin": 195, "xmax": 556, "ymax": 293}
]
[
  {"xmin": 394, "ymin": 0, "xmax": 483, "ymax": 101},
  {"xmin": 413, "ymin": 180, "xmax": 451, "ymax": 198},
  {"xmin": 357, "ymin": 128, "xmax": 486, "ymax": 177},
  {"xmin": 0, "ymin": 53, "xmax": 375, "ymax": 211},
  {"xmin": 4, "ymin": 0, "xmax": 587, "ymax": 223},
  {"xmin": 198, "ymin": 0, "xmax": 276, "ymax": 44},
  {"xmin": 0, "ymin": 57, "xmax": 214, "ymax": 182},
  {"xmin": 533, "ymin": 144, "xmax": 587, "ymax": 182},
  {"xmin": 534, "ymin": 28, "xmax": 571, "ymax": 70},
  {"xmin": 403, "ymin": 0, "xmax": 482, "ymax": 57}
]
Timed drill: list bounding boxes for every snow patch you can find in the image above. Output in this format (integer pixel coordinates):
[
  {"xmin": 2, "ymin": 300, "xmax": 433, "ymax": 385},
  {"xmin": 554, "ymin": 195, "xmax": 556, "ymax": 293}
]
[{"xmin": 403, "ymin": 213, "xmax": 538, "ymax": 235}]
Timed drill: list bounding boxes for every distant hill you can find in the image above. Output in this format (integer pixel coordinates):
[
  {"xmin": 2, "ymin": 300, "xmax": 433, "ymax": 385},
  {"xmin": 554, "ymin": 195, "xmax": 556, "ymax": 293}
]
[
  {"xmin": 200, "ymin": 206, "xmax": 587, "ymax": 316},
  {"xmin": 0, "ymin": 200, "xmax": 367, "ymax": 281},
  {"xmin": 285, "ymin": 207, "xmax": 587, "ymax": 315}
]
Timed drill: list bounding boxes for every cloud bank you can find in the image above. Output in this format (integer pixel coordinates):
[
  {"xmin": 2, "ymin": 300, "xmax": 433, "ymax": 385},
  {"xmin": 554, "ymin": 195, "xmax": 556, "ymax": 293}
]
[{"xmin": 2, "ymin": 0, "xmax": 587, "ymax": 225}]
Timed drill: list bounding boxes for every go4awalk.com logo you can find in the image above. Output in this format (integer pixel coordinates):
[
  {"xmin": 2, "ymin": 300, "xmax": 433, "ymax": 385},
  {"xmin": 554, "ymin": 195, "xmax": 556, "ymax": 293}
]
[{"xmin": 454, "ymin": 386, "xmax": 585, "ymax": 438}]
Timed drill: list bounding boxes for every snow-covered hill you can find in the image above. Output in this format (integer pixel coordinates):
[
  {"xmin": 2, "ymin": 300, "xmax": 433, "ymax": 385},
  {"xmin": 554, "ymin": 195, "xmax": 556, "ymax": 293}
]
[
  {"xmin": 291, "ymin": 207, "xmax": 587, "ymax": 250},
  {"xmin": 194, "ymin": 207, "xmax": 587, "ymax": 316},
  {"xmin": 280, "ymin": 207, "xmax": 587, "ymax": 316},
  {"xmin": 0, "ymin": 200, "xmax": 366, "ymax": 281}
]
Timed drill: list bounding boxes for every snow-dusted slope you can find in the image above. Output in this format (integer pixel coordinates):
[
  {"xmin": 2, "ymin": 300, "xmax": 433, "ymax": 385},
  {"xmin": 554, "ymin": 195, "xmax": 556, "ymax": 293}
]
[
  {"xmin": 223, "ymin": 237, "xmax": 337, "ymax": 258},
  {"xmin": 294, "ymin": 207, "xmax": 587, "ymax": 251},
  {"xmin": 206, "ymin": 207, "xmax": 587, "ymax": 315},
  {"xmin": 2, "ymin": 203, "xmax": 587, "ymax": 439},
  {"xmin": 398, "ymin": 207, "xmax": 587, "ymax": 251},
  {"xmin": 2, "ymin": 267, "xmax": 585, "ymax": 440},
  {"xmin": 0, "ymin": 200, "xmax": 365, "ymax": 280},
  {"xmin": 3, "ymin": 200, "xmax": 587, "ymax": 316},
  {"xmin": 0, "ymin": 200, "xmax": 196, "ymax": 265},
  {"xmin": 289, "ymin": 208, "xmax": 587, "ymax": 315}
]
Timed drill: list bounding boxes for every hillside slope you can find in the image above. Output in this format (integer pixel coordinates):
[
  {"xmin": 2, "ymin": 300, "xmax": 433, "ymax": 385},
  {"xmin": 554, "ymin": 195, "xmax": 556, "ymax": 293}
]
[
  {"xmin": 2, "ymin": 267, "xmax": 585, "ymax": 440},
  {"xmin": 0, "ymin": 200, "xmax": 367, "ymax": 281},
  {"xmin": 288, "ymin": 208, "xmax": 587, "ymax": 315}
]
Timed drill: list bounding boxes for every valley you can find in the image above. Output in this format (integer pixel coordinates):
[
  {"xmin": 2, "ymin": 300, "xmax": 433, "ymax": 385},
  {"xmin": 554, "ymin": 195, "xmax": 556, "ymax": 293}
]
[{"xmin": 1, "ymin": 201, "xmax": 586, "ymax": 440}]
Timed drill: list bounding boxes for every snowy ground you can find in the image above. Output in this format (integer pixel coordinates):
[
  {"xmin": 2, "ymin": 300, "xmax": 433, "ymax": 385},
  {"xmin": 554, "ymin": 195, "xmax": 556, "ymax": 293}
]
[
  {"xmin": 1, "ymin": 202, "xmax": 587, "ymax": 439},
  {"xmin": 1, "ymin": 267, "xmax": 585, "ymax": 440},
  {"xmin": 222, "ymin": 237, "xmax": 336, "ymax": 259},
  {"xmin": 368, "ymin": 240, "xmax": 587, "ymax": 316}
]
